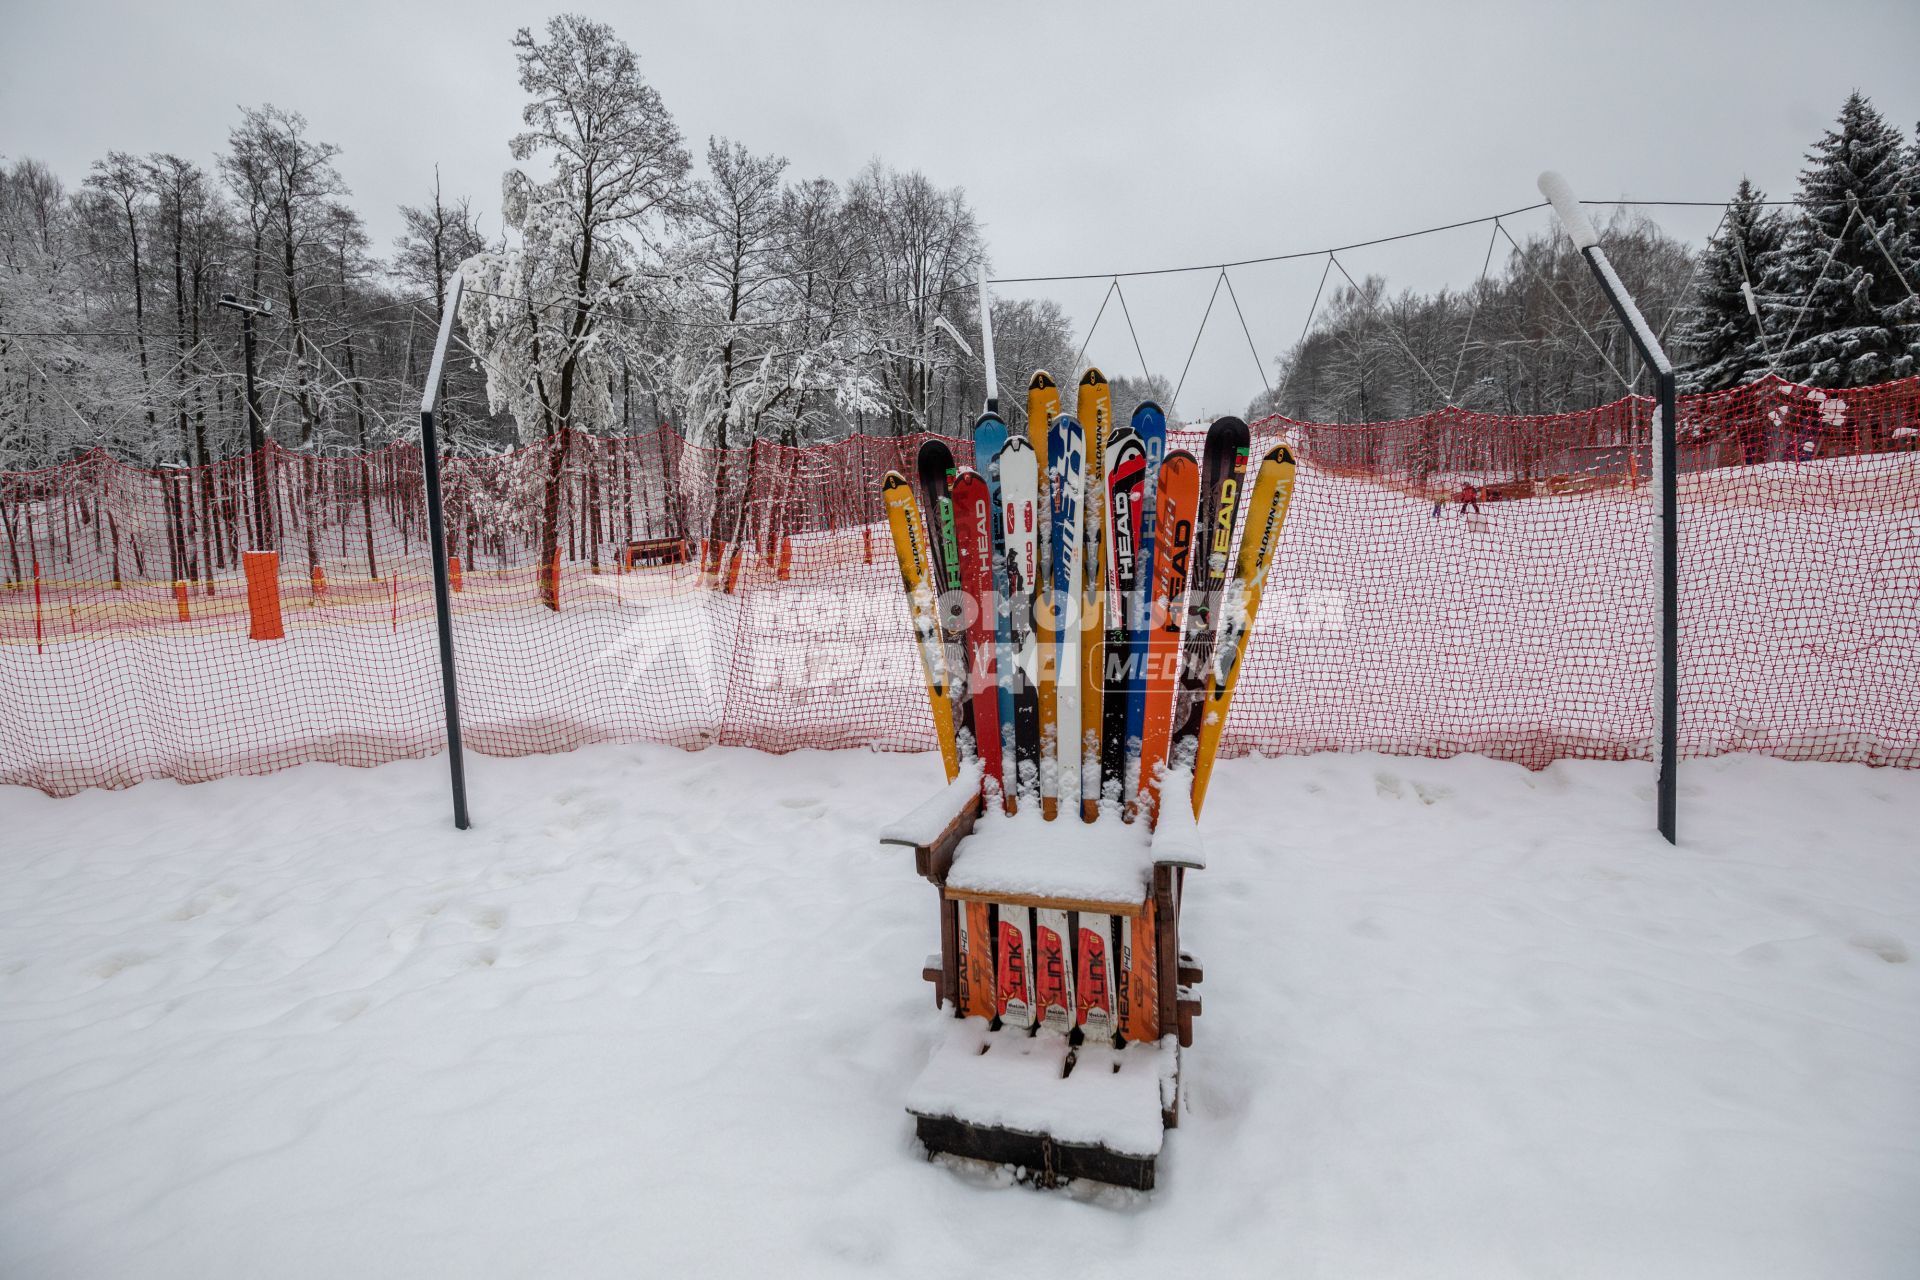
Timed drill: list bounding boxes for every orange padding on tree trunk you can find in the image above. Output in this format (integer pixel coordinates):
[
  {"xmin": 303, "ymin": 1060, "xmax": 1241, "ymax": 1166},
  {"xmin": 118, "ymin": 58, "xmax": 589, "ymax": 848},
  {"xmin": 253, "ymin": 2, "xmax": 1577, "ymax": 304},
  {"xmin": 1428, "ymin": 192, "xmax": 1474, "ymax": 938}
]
[
  {"xmin": 449, "ymin": 556, "xmax": 463, "ymax": 592},
  {"xmin": 173, "ymin": 580, "xmax": 189, "ymax": 622},
  {"xmin": 243, "ymin": 551, "xmax": 284, "ymax": 640}
]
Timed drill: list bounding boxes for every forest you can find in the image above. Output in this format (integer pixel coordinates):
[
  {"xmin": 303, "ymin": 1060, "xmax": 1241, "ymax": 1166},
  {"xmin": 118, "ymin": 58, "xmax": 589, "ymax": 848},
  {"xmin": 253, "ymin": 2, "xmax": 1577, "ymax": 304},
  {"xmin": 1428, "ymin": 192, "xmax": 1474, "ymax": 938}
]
[{"xmin": 2, "ymin": 13, "xmax": 1918, "ymax": 477}]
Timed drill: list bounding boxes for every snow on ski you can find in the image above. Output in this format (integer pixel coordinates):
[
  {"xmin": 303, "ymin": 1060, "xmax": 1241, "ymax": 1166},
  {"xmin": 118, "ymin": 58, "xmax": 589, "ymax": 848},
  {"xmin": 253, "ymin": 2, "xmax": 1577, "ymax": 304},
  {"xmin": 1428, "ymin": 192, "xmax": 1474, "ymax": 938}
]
[
  {"xmin": 1033, "ymin": 907, "xmax": 1075, "ymax": 1034},
  {"xmin": 1117, "ymin": 905, "xmax": 1158, "ymax": 1043},
  {"xmin": 1192, "ymin": 443, "xmax": 1298, "ymax": 816},
  {"xmin": 916, "ymin": 440, "xmax": 971, "ymax": 748},
  {"xmin": 1101, "ymin": 422, "xmax": 1146, "ymax": 807},
  {"xmin": 1170, "ymin": 416, "xmax": 1251, "ymax": 771},
  {"xmin": 958, "ymin": 900, "xmax": 995, "ymax": 1020},
  {"xmin": 1047, "ymin": 413, "xmax": 1086, "ymax": 822},
  {"xmin": 1133, "ymin": 449, "xmax": 1198, "ymax": 826},
  {"xmin": 1075, "ymin": 913, "xmax": 1118, "ymax": 1044},
  {"xmin": 881, "ymin": 471, "xmax": 961, "ymax": 781},
  {"xmin": 951, "ymin": 468, "xmax": 1002, "ymax": 800},
  {"xmin": 998, "ymin": 435, "xmax": 1042, "ymax": 800},
  {"xmin": 1121, "ymin": 403, "xmax": 1167, "ymax": 811},
  {"xmin": 974, "ymin": 414, "xmax": 1018, "ymax": 782},
  {"xmin": 1076, "ymin": 370, "xmax": 1112, "ymax": 822},
  {"xmin": 995, "ymin": 903, "xmax": 1036, "ymax": 1029},
  {"xmin": 1027, "ymin": 373, "xmax": 1062, "ymax": 814}
]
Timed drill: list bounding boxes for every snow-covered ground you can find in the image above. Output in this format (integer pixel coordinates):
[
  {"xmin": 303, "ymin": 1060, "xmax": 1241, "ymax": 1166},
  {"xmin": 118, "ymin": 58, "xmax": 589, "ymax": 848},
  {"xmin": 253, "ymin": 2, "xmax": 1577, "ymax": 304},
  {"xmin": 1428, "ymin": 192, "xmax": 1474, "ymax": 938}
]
[{"xmin": 3, "ymin": 744, "xmax": 1916, "ymax": 1277}]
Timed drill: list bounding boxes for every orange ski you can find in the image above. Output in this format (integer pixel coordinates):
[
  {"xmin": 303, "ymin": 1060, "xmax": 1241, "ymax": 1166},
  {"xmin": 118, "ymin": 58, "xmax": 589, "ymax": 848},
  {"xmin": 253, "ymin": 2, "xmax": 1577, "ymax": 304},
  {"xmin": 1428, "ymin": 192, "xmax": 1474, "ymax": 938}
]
[
  {"xmin": 958, "ymin": 900, "xmax": 995, "ymax": 1020},
  {"xmin": 1133, "ymin": 451, "xmax": 1199, "ymax": 826}
]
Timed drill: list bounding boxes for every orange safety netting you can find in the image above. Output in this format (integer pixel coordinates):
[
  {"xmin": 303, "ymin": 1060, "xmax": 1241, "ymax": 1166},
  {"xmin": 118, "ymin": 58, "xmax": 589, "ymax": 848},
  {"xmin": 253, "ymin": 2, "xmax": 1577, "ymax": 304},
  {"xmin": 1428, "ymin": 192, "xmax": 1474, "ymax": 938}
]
[{"xmin": 3, "ymin": 372, "xmax": 1916, "ymax": 797}]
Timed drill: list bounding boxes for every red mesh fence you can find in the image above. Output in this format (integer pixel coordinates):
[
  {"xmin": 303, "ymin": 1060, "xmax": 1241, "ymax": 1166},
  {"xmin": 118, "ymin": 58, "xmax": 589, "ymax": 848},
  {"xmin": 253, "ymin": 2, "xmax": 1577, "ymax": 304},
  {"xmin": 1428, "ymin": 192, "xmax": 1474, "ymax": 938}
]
[{"xmin": 3, "ymin": 372, "xmax": 1916, "ymax": 797}]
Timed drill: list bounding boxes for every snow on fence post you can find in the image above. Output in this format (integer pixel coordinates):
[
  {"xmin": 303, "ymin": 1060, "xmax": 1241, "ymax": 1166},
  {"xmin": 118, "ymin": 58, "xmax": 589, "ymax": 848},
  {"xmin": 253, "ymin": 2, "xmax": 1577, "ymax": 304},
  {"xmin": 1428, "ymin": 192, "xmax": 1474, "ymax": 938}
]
[{"xmin": 1539, "ymin": 171, "xmax": 1679, "ymax": 845}]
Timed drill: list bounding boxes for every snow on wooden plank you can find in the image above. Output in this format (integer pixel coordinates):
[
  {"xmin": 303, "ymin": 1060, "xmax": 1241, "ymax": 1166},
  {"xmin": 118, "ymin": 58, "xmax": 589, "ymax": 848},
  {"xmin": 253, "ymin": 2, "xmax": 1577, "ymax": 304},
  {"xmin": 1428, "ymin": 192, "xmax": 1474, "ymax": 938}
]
[
  {"xmin": 878, "ymin": 758, "xmax": 983, "ymax": 849},
  {"xmin": 942, "ymin": 802, "xmax": 1155, "ymax": 905},
  {"xmin": 905, "ymin": 1019, "xmax": 1172, "ymax": 1158},
  {"xmin": 1149, "ymin": 765, "xmax": 1206, "ymax": 869}
]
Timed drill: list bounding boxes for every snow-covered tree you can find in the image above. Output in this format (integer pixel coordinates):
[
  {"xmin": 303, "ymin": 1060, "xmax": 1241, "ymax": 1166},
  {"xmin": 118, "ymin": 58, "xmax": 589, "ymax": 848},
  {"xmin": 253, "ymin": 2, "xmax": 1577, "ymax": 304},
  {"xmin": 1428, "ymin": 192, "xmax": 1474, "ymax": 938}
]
[
  {"xmin": 1759, "ymin": 94, "xmax": 1918, "ymax": 387},
  {"xmin": 844, "ymin": 162, "xmax": 986, "ymax": 436},
  {"xmin": 457, "ymin": 14, "xmax": 691, "ymax": 607},
  {"xmin": 459, "ymin": 14, "xmax": 689, "ymax": 442},
  {"xmin": 1676, "ymin": 179, "xmax": 1786, "ymax": 392},
  {"xmin": 221, "ymin": 106, "xmax": 349, "ymax": 446}
]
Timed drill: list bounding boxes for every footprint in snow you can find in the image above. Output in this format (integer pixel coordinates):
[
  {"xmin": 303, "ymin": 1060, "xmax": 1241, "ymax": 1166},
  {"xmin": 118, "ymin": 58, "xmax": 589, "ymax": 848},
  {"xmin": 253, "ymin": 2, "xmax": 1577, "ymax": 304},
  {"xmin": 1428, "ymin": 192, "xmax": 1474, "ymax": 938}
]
[
  {"xmin": 815, "ymin": 1217, "xmax": 891, "ymax": 1266},
  {"xmin": 1848, "ymin": 933, "xmax": 1908, "ymax": 963},
  {"xmin": 92, "ymin": 952, "xmax": 151, "ymax": 980}
]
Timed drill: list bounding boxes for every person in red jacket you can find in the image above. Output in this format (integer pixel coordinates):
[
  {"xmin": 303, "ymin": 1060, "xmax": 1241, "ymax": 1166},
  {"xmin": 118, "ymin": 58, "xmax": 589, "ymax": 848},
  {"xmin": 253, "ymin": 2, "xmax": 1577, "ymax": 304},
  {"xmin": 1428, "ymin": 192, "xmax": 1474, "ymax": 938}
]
[{"xmin": 1458, "ymin": 482, "xmax": 1481, "ymax": 515}]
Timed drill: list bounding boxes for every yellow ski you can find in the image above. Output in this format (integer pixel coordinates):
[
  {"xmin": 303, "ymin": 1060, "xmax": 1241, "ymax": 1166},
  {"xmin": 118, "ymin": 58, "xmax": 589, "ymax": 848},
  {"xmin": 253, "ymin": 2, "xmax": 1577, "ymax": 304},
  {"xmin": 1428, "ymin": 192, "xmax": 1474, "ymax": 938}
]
[
  {"xmin": 1076, "ymin": 368, "xmax": 1111, "ymax": 822},
  {"xmin": 883, "ymin": 470, "xmax": 961, "ymax": 781},
  {"xmin": 1026, "ymin": 371, "xmax": 1063, "ymax": 817},
  {"xmin": 1191, "ymin": 444, "xmax": 1297, "ymax": 815}
]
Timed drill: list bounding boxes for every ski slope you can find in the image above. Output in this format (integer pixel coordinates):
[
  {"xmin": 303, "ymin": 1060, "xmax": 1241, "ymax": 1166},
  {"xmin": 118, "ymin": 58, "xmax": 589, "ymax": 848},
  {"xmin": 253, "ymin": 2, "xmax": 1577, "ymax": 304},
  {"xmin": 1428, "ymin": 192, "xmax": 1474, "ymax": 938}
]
[{"xmin": 2, "ymin": 745, "xmax": 1915, "ymax": 1278}]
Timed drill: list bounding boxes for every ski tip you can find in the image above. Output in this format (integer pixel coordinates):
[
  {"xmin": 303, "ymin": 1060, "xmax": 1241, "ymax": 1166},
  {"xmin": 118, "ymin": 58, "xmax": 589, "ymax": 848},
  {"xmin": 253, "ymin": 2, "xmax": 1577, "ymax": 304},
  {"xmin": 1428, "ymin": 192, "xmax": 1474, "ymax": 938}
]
[
  {"xmin": 1079, "ymin": 367, "xmax": 1106, "ymax": 387},
  {"xmin": 881, "ymin": 469, "xmax": 910, "ymax": 493},
  {"xmin": 917, "ymin": 438, "xmax": 955, "ymax": 464},
  {"xmin": 972, "ymin": 411, "xmax": 1005, "ymax": 432},
  {"xmin": 1266, "ymin": 443, "xmax": 1296, "ymax": 466},
  {"xmin": 1131, "ymin": 400, "xmax": 1165, "ymax": 428},
  {"xmin": 1166, "ymin": 447, "xmax": 1199, "ymax": 466},
  {"xmin": 1029, "ymin": 370, "xmax": 1056, "ymax": 390},
  {"xmin": 1210, "ymin": 415, "xmax": 1249, "ymax": 433}
]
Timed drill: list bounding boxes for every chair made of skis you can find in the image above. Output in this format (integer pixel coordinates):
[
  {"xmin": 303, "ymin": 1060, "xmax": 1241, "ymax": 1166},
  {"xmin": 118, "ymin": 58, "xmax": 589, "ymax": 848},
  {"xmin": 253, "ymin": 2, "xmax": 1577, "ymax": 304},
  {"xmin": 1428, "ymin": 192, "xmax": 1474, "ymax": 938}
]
[
  {"xmin": 881, "ymin": 766, "xmax": 1206, "ymax": 1191},
  {"xmin": 876, "ymin": 414, "xmax": 1295, "ymax": 1190}
]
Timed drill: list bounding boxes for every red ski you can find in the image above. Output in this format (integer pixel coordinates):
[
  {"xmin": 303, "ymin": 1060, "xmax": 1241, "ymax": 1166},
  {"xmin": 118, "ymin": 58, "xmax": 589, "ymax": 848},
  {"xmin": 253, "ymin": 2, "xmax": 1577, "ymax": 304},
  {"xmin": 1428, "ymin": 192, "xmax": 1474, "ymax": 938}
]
[{"xmin": 951, "ymin": 469, "xmax": 1003, "ymax": 796}]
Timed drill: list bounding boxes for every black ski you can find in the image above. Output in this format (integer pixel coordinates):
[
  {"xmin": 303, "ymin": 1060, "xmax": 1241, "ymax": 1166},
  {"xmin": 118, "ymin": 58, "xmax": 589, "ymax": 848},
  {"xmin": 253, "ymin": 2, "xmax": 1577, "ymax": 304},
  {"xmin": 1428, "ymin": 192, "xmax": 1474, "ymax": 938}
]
[
  {"xmin": 917, "ymin": 439, "xmax": 972, "ymax": 746},
  {"xmin": 1100, "ymin": 422, "xmax": 1145, "ymax": 802},
  {"xmin": 1168, "ymin": 416, "xmax": 1251, "ymax": 768}
]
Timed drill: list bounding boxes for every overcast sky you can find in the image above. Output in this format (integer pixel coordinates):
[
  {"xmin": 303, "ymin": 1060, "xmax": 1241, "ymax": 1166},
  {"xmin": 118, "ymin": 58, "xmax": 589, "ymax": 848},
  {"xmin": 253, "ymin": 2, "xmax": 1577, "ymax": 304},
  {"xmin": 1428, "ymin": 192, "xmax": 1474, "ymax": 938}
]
[{"xmin": 5, "ymin": 0, "xmax": 1918, "ymax": 419}]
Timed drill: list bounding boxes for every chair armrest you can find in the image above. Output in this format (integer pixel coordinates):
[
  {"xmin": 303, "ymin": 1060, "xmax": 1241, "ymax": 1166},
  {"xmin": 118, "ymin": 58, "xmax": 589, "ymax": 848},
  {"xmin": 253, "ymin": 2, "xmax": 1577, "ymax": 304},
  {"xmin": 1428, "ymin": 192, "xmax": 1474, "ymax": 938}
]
[
  {"xmin": 1148, "ymin": 766, "xmax": 1206, "ymax": 871},
  {"xmin": 879, "ymin": 760, "xmax": 984, "ymax": 885}
]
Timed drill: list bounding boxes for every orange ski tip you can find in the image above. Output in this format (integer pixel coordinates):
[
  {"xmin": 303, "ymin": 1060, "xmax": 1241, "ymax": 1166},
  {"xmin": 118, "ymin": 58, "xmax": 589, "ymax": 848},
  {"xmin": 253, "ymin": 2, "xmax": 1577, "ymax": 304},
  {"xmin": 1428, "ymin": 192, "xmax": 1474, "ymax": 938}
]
[
  {"xmin": 1079, "ymin": 367, "xmax": 1106, "ymax": 386},
  {"xmin": 1029, "ymin": 370, "xmax": 1056, "ymax": 389}
]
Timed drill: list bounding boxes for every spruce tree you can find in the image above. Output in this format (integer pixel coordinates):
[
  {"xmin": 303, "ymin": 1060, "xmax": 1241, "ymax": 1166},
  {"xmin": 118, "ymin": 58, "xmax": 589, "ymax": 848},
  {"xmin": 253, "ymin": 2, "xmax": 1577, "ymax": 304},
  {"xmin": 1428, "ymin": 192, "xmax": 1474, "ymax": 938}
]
[
  {"xmin": 1762, "ymin": 93, "xmax": 1918, "ymax": 387},
  {"xmin": 1677, "ymin": 178, "xmax": 1784, "ymax": 392}
]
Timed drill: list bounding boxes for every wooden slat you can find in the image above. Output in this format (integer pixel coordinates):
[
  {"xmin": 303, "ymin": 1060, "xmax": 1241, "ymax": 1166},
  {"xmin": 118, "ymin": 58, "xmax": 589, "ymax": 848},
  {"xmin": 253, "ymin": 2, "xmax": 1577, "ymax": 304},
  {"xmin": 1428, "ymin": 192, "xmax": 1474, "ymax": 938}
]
[
  {"xmin": 912, "ymin": 1116, "xmax": 1157, "ymax": 1191},
  {"xmin": 1154, "ymin": 865, "xmax": 1183, "ymax": 1047},
  {"xmin": 939, "ymin": 888, "xmax": 959, "ymax": 1010},
  {"xmin": 882, "ymin": 793, "xmax": 983, "ymax": 886},
  {"xmin": 943, "ymin": 886, "xmax": 1146, "ymax": 916}
]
